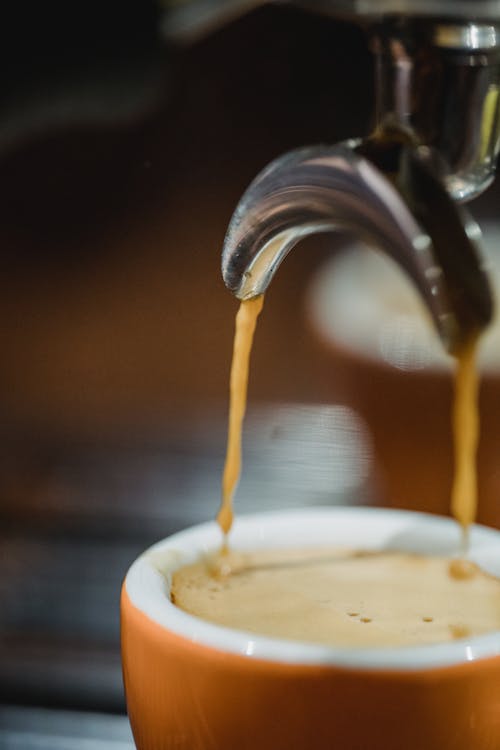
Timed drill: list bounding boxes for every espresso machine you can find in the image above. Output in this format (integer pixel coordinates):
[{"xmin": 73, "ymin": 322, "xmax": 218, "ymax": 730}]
[
  {"xmin": 168, "ymin": 0, "xmax": 500, "ymax": 208},
  {"xmin": 217, "ymin": 4, "xmax": 500, "ymax": 351},
  {"xmin": 166, "ymin": 0, "xmax": 500, "ymax": 349}
]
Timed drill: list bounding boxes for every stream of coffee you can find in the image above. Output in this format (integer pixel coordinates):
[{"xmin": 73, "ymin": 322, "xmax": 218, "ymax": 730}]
[
  {"xmin": 218, "ymin": 301, "xmax": 481, "ymax": 548},
  {"xmin": 217, "ymin": 295, "xmax": 264, "ymax": 536},
  {"xmin": 171, "ymin": 302, "xmax": 493, "ymax": 647},
  {"xmin": 451, "ymin": 337, "xmax": 480, "ymax": 547}
]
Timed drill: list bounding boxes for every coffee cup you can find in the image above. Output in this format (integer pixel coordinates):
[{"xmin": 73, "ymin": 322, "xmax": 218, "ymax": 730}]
[{"xmin": 121, "ymin": 506, "xmax": 500, "ymax": 750}]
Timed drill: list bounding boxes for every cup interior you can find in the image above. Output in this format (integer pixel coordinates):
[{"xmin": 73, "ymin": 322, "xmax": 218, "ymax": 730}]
[{"xmin": 124, "ymin": 507, "xmax": 500, "ymax": 670}]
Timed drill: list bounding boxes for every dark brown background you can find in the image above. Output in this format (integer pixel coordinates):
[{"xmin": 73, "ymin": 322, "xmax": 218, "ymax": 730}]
[{"xmin": 0, "ymin": 4, "xmax": 372, "ymax": 435}]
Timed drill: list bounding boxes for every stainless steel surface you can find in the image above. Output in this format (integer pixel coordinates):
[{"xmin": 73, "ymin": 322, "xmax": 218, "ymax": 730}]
[
  {"xmin": 221, "ymin": 142, "xmax": 492, "ymax": 352},
  {"xmin": 373, "ymin": 20, "xmax": 500, "ymax": 202},
  {"xmin": 0, "ymin": 705, "xmax": 135, "ymax": 750},
  {"xmin": 165, "ymin": 5, "xmax": 500, "ymax": 200},
  {"xmin": 432, "ymin": 22, "xmax": 500, "ymax": 49},
  {"xmin": 162, "ymin": 1, "xmax": 500, "ymax": 43},
  {"xmin": 212, "ymin": 8, "xmax": 499, "ymax": 354},
  {"xmin": 298, "ymin": 0, "xmax": 500, "ymax": 19},
  {"xmin": 349, "ymin": 0, "xmax": 500, "ymax": 15}
]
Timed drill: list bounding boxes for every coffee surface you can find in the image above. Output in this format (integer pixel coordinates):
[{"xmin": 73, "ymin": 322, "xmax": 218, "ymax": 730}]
[{"xmin": 171, "ymin": 547, "xmax": 500, "ymax": 647}]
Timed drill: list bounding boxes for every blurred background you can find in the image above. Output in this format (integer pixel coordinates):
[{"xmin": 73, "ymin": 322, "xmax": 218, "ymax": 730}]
[{"xmin": 1, "ymin": 2, "xmax": 500, "ymax": 747}]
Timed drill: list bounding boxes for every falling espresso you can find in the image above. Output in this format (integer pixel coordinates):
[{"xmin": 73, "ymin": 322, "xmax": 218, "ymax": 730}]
[
  {"xmin": 451, "ymin": 337, "xmax": 480, "ymax": 549},
  {"xmin": 218, "ymin": 300, "xmax": 481, "ymax": 541},
  {"xmin": 182, "ymin": 300, "xmax": 492, "ymax": 646},
  {"xmin": 217, "ymin": 296, "xmax": 264, "ymax": 536}
]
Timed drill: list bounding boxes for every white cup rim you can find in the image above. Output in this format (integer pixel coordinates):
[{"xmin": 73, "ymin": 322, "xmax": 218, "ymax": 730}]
[{"xmin": 124, "ymin": 506, "xmax": 500, "ymax": 671}]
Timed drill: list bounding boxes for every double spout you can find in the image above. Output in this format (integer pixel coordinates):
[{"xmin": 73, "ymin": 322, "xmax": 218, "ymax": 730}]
[
  {"xmin": 221, "ymin": 140, "xmax": 492, "ymax": 353},
  {"xmin": 221, "ymin": 18, "xmax": 498, "ymax": 353}
]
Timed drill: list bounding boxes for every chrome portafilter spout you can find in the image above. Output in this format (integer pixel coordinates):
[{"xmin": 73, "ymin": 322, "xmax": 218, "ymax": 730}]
[
  {"xmin": 221, "ymin": 13, "xmax": 500, "ymax": 353},
  {"xmin": 221, "ymin": 140, "xmax": 493, "ymax": 353},
  {"xmin": 371, "ymin": 18, "xmax": 500, "ymax": 203}
]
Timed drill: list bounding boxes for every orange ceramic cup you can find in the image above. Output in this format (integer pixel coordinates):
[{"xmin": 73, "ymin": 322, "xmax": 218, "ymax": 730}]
[{"xmin": 121, "ymin": 507, "xmax": 500, "ymax": 750}]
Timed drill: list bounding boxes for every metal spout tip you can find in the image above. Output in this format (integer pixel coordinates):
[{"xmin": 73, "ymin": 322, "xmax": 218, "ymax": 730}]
[{"xmin": 222, "ymin": 141, "xmax": 493, "ymax": 354}]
